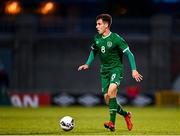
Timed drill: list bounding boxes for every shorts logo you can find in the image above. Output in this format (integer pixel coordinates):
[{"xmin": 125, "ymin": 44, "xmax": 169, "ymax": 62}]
[{"xmin": 107, "ymin": 41, "xmax": 112, "ymax": 48}]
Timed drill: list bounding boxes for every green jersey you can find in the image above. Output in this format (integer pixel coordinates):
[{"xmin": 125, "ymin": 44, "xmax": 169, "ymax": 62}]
[{"xmin": 91, "ymin": 32, "xmax": 129, "ymax": 71}]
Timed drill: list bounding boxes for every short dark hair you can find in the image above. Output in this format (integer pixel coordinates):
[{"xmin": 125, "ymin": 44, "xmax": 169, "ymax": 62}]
[{"xmin": 96, "ymin": 14, "xmax": 112, "ymax": 27}]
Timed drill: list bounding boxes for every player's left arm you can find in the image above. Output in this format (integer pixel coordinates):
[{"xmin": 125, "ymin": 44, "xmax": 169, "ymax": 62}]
[
  {"xmin": 123, "ymin": 48, "xmax": 143, "ymax": 82},
  {"xmin": 115, "ymin": 33, "xmax": 143, "ymax": 82}
]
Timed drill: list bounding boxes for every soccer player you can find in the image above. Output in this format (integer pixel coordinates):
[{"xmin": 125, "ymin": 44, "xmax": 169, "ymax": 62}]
[{"xmin": 78, "ymin": 14, "xmax": 143, "ymax": 131}]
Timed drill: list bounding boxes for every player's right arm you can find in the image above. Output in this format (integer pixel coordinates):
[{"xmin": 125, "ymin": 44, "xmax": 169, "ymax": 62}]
[{"xmin": 78, "ymin": 42, "xmax": 97, "ymax": 71}]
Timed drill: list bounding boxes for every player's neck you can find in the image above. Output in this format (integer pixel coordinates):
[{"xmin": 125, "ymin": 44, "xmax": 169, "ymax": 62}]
[{"xmin": 102, "ymin": 30, "xmax": 111, "ymax": 38}]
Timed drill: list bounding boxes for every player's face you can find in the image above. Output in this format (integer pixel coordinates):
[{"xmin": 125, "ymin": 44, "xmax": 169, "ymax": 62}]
[{"xmin": 96, "ymin": 19, "xmax": 108, "ymax": 34}]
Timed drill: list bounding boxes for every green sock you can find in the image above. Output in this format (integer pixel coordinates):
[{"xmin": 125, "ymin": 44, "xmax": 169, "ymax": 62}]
[
  {"xmin": 117, "ymin": 103, "xmax": 128, "ymax": 117},
  {"xmin": 109, "ymin": 98, "xmax": 118, "ymax": 124}
]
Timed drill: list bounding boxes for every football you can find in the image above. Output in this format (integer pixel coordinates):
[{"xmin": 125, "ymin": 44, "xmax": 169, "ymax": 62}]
[{"xmin": 59, "ymin": 116, "xmax": 75, "ymax": 131}]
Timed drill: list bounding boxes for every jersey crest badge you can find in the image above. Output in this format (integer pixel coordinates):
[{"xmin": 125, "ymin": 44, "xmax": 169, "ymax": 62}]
[{"xmin": 107, "ymin": 41, "xmax": 112, "ymax": 48}]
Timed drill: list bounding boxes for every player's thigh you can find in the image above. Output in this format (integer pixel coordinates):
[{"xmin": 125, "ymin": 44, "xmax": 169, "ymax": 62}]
[
  {"xmin": 104, "ymin": 93, "xmax": 109, "ymax": 105},
  {"xmin": 107, "ymin": 83, "xmax": 118, "ymax": 97}
]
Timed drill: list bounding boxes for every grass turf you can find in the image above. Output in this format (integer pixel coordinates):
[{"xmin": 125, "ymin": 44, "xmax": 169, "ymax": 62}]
[{"xmin": 0, "ymin": 106, "xmax": 180, "ymax": 135}]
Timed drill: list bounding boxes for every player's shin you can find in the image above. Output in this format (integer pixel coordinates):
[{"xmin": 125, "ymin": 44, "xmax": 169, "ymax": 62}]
[
  {"xmin": 117, "ymin": 103, "xmax": 128, "ymax": 116},
  {"xmin": 109, "ymin": 98, "xmax": 118, "ymax": 124}
]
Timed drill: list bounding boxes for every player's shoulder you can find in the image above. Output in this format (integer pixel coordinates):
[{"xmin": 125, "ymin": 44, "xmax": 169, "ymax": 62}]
[
  {"xmin": 94, "ymin": 33, "xmax": 101, "ymax": 39},
  {"xmin": 112, "ymin": 32, "xmax": 124, "ymax": 40},
  {"xmin": 112, "ymin": 33, "xmax": 127, "ymax": 44}
]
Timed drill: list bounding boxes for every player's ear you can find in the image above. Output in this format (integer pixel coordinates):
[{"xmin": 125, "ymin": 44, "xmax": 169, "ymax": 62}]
[
  {"xmin": 104, "ymin": 22, "xmax": 109, "ymax": 27},
  {"xmin": 104, "ymin": 22, "xmax": 109, "ymax": 28}
]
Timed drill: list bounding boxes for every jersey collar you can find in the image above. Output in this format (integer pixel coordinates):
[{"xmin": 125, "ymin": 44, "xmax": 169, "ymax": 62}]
[{"xmin": 102, "ymin": 32, "xmax": 112, "ymax": 39}]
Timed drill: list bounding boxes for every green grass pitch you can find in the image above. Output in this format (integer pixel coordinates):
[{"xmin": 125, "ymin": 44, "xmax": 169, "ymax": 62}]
[{"xmin": 0, "ymin": 106, "xmax": 180, "ymax": 135}]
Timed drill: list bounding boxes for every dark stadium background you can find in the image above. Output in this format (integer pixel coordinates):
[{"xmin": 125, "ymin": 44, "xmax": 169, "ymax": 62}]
[{"xmin": 0, "ymin": 0, "xmax": 180, "ymax": 107}]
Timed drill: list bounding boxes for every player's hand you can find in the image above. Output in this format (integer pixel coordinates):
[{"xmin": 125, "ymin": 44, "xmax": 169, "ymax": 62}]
[
  {"xmin": 132, "ymin": 70, "xmax": 143, "ymax": 82},
  {"xmin": 78, "ymin": 64, "xmax": 89, "ymax": 71}
]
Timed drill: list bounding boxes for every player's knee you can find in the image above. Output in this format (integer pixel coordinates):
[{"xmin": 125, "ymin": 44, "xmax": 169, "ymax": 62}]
[
  {"xmin": 107, "ymin": 90, "xmax": 117, "ymax": 98},
  {"xmin": 105, "ymin": 99, "xmax": 109, "ymax": 105},
  {"xmin": 107, "ymin": 91, "xmax": 113, "ymax": 98},
  {"xmin": 104, "ymin": 94, "xmax": 109, "ymax": 105}
]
